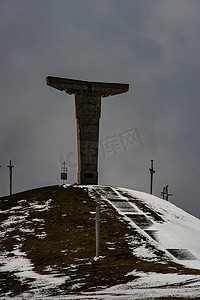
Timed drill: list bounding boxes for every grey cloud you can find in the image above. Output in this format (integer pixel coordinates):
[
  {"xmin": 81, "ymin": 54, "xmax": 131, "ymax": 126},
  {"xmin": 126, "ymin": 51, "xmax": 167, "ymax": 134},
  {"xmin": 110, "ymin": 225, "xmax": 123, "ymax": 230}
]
[{"xmin": 0, "ymin": 0, "xmax": 200, "ymax": 217}]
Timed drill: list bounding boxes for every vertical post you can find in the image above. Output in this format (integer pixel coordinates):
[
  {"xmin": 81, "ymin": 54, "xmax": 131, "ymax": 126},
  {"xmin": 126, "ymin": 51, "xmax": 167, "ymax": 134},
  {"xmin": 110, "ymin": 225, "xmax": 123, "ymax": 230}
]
[
  {"xmin": 149, "ymin": 160, "xmax": 155, "ymax": 195},
  {"xmin": 95, "ymin": 206, "xmax": 100, "ymax": 257},
  {"xmin": 165, "ymin": 185, "xmax": 172, "ymax": 201},
  {"xmin": 7, "ymin": 160, "xmax": 14, "ymax": 195},
  {"xmin": 161, "ymin": 186, "xmax": 166, "ymax": 199},
  {"xmin": 165, "ymin": 185, "xmax": 169, "ymax": 201}
]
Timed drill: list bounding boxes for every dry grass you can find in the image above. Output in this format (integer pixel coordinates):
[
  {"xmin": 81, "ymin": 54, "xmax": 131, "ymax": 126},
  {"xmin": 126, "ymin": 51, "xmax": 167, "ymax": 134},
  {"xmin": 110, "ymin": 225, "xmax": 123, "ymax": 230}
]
[{"xmin": 0, "ymin": 185, "xmax": 199, "ymax": 297}]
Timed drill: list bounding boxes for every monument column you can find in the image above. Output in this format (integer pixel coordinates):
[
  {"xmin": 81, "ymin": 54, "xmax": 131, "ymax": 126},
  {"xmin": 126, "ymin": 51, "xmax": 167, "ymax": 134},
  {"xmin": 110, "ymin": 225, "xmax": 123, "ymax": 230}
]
[
  {"xmin": 46, "ymin": 76, "xmax": 129, "ymax": 185},
  {"xmin": 75, "ymin": 93, "xmax": 101, "ymax": 184}
]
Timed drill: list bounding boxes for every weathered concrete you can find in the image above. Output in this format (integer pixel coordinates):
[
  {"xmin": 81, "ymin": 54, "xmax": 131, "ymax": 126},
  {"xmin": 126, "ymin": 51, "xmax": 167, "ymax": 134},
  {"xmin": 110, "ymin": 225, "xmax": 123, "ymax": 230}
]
[{"xmin": 46, "ymin": 76, "xmax": 129, "ymax": 185}]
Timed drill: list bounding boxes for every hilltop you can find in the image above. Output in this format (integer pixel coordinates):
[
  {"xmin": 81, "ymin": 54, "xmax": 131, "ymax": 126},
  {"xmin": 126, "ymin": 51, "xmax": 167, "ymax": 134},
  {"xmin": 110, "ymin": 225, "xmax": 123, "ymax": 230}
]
[{"xmin": 0, "ymin": 185, "xmax": 200, "ymax": 299}]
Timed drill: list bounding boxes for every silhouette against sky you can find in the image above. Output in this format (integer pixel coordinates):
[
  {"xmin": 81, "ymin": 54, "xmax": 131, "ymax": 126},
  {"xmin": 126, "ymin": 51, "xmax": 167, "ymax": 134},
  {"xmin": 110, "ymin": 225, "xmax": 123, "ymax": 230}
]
[{"xmin": 1, "ymin": 0, "xmax": 200, "ymax": 217}]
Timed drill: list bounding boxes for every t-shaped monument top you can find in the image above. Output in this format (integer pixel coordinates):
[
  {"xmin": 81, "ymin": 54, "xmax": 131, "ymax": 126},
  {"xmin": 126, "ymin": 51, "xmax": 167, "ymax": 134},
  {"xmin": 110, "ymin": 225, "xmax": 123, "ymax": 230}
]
[
  {"xmin": 46, "ymin": 76, "xmax": 129, "ymax": 185},
  {"xmin": 46, "ymin": 76, "xmax": 129, "ymax": 97}
]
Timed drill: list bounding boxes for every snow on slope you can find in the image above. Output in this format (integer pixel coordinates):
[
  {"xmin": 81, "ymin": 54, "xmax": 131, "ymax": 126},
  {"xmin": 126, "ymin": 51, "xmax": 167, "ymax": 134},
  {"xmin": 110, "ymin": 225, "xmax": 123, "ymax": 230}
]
[
  {"xmin": 119, "ymin": 187, "xmax": 200, "ymax": 269},
  {"xmin": 88, "ymin": 185, "xmax": 200, "ymax": 270},
  {"xmin": 1, "ymin": 184, "xmax": 200, "ymax": 299}
]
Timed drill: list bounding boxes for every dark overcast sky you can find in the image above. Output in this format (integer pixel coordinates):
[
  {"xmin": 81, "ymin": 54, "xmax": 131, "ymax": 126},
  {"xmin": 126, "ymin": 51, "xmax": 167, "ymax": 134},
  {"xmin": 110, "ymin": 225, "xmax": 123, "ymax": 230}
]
[{"xmin": 1, "ymin": 0, "xmax": 200, "ymax": 217}]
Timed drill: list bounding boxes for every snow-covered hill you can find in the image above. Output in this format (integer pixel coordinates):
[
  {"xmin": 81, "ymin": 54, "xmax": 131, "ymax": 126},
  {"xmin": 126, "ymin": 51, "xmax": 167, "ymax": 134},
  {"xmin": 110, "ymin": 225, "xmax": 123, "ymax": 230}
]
[
  {"xmin": 91, "ymin": 185, "xmax": 200, "ymax": 270},
  {"xmin": 0, "ymin": 184, "xmax": 200, "ymax": 299}
]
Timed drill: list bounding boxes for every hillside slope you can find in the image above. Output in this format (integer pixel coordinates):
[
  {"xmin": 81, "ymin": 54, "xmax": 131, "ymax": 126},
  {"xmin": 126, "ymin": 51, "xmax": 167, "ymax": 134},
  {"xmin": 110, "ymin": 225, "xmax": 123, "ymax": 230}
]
[{"xmin": 0, "ymin": 185, "xmax": 200, "ymax": 299}]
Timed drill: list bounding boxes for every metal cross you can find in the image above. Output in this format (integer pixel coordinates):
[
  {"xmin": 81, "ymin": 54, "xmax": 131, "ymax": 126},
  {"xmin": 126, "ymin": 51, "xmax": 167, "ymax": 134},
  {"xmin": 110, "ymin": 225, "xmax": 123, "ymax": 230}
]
[
  {"xmin": 161, "ymin": 185, "xmax": 172, "ymax": 201},
  {"xmin": 165, "ymin": 185, "xmax": 172, "ymax": 201},
  {"xmin": 62, "ymin": 161, "xmax": 67, "ymax": 173},
  {"xmin": 7, "ymin": 160, "xmax": 14, "ymax": 195},
  {"xmin": 149, "ymin": 160, "xmax": 155, "ymax": 195},
  {"xmin": 161, "ymin": 186, "xmax": 166, "ymax": 199}
]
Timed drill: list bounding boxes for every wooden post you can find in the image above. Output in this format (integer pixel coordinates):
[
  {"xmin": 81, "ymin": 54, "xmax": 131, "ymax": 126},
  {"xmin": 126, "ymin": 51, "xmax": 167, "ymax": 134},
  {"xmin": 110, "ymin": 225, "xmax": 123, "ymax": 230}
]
[
  {"xmin": 149, "ymin": 160, "xmax": 155, "ymax": 195},
  {"xmin": 7, "ymin": 160, "xmax": 14, "ymax": 195},
  {"xmin": 95, "ymin": 206, "xmax": 100, "ymax": 257}
]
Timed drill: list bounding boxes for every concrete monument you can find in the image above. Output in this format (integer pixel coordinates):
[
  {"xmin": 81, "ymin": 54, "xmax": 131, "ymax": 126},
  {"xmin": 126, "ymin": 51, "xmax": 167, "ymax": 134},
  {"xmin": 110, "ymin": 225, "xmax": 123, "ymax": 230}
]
[{"xmin": 46, "ymin": 76, "xmax": 129, "ymax": 185}]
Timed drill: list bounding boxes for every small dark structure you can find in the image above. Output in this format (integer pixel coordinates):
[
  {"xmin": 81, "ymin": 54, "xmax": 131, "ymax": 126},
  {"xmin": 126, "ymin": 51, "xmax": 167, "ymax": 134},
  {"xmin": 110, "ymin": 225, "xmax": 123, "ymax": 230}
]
[{"xmin": 61, "ymin": 161, "xmax": 67, "ymax": 183}]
